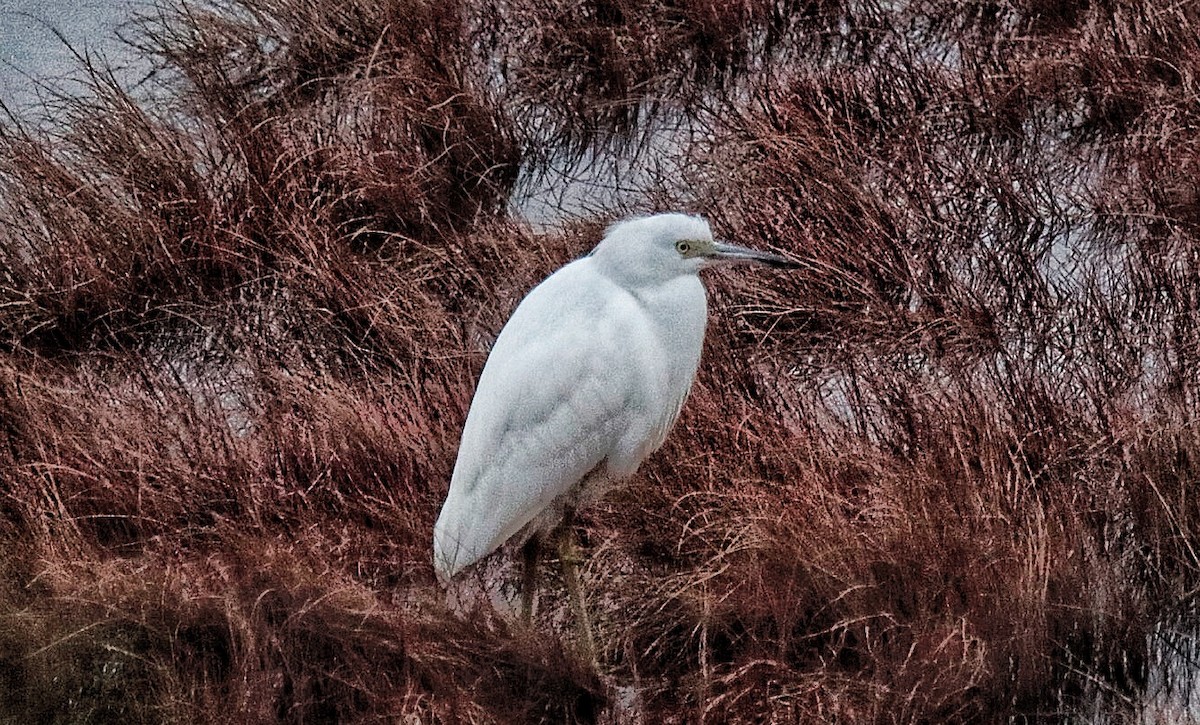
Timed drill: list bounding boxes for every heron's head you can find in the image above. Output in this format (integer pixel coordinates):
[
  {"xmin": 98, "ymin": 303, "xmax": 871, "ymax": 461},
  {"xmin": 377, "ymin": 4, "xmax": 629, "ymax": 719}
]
[{"xmin": 592, "ymin": 213, "xmax": 796, "ymax": 287}]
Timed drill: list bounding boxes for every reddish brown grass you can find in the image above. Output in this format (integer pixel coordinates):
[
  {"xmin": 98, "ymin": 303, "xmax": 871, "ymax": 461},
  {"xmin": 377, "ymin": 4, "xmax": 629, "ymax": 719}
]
[{"xmin": 3, "ymin": 0, "xmax": 1200, "ymax": 722}]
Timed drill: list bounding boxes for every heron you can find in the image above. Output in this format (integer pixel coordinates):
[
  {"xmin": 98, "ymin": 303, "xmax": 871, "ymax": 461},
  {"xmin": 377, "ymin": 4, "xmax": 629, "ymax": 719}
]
[{"xmin": 433, "ymin": 213, "xmax": 795, "ymax": 657}]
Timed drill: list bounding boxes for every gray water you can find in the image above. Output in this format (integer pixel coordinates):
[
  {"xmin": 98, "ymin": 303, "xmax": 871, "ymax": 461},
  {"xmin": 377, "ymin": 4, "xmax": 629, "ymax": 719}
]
[{"xmin": 0, "ymin": 1, "xmax": 142, "ymax": 110}]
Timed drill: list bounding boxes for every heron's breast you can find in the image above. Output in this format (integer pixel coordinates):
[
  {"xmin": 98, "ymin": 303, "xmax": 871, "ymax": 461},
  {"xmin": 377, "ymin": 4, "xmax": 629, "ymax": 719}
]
[{"xmin": 604, "ymin": 277, "xmax": 706, "ymax": 474}]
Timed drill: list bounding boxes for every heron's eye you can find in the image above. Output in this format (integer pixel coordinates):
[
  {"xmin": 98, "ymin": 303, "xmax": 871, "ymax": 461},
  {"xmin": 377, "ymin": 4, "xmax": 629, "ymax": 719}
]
[{"xmin": 675, "ymin": 241, "xmax": 691, "ymax": 254}]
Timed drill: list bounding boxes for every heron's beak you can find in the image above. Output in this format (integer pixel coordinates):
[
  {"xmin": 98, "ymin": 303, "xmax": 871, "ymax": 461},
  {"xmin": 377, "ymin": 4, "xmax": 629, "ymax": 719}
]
[{"xmin": 708, "ymin": 241, "xmax": 799, "ymax": 269}]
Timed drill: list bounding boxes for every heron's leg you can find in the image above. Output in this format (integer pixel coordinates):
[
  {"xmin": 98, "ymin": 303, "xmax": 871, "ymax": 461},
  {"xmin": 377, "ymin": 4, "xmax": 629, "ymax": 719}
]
[
  {"xmin": 520, "ymin": 534, "xmax": 540, "ymax": 623},
  {"xmin": 557, "ymin": 511, "xmax": 597, "ymax": 661}
]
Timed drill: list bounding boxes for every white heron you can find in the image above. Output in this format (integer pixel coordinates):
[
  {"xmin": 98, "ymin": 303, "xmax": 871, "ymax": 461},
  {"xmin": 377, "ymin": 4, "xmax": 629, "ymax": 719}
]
[{"xmin": 433, "ymin": 213, "xmax": 795, "ymax": 656}]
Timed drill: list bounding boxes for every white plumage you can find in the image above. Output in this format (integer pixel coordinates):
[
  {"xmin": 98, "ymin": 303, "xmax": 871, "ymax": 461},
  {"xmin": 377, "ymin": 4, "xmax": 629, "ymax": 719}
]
[{"xmin": 433, "ymin": 213, "xmax": 794, "ymax": 582}]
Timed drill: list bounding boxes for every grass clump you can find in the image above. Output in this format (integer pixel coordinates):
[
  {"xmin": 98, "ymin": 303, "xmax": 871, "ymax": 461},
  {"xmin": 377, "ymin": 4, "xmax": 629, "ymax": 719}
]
[{"xmin": 3, "ymin": 0, "xmax": 1200, "ymax": 722}]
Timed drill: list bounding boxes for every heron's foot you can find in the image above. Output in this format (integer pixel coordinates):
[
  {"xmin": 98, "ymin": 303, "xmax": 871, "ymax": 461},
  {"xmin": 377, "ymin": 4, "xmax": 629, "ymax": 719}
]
[{"xmin": 558, "ymin": 549, "xmax": 585, "ymax": 566}]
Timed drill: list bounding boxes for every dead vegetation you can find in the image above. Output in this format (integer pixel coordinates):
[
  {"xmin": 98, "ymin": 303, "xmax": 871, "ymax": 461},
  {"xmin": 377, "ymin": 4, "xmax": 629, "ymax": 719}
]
[{"xmin": 2, "ymin": 0, "xmax": 1200, "ymax": 722}]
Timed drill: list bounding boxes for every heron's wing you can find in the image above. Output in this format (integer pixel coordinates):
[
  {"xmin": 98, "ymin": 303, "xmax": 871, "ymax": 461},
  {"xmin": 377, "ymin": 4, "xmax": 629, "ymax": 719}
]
[{"xmin": 433, "ymin": 262, "xmax": 642, "ymax": 577}]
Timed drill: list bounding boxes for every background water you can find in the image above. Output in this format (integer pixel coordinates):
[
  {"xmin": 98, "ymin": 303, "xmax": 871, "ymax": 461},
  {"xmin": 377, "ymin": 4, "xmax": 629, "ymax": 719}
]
[{"xmin": 1, "ymin": 1, "xmax": 140, "ymax": 109}]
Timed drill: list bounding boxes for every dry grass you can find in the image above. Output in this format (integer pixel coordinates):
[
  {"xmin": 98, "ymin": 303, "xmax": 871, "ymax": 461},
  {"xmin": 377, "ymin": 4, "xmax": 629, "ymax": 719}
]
[{"xmin": 2, "ymin": 0, "xmax": 1200, "ymax": 722}]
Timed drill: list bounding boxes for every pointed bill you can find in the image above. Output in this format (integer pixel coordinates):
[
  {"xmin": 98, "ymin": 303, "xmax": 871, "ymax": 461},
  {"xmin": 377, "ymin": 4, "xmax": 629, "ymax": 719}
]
[{"xmin": 708, "ymin": 241, "xmax": 799, "ymax": 268}]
